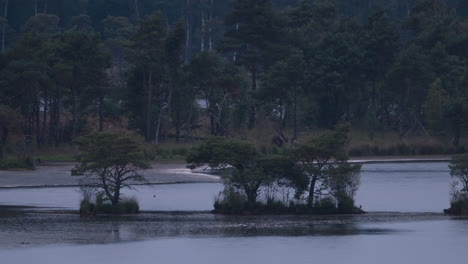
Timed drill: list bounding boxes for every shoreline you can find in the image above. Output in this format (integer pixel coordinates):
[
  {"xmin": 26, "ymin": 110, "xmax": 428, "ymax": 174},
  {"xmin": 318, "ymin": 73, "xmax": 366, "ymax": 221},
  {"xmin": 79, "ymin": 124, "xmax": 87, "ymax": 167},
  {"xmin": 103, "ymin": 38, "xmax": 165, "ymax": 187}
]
[
  {"xmin": 0, "ymin": 156, "xmax": 450, "ymax": 189},
  {"xmin": 0, "ymin": 180, "xmax": 220, "ymax": 190},
  {"xmin": 0, "ymin": 206, "xmax": 450, "ymax": 216},
  {"xmin": 348, "ymin": 155, "xmax": 450, "ymax": 163},
  {"xmin": 1, "ymin": 154, "xmax": 453, "ymax": 169}
]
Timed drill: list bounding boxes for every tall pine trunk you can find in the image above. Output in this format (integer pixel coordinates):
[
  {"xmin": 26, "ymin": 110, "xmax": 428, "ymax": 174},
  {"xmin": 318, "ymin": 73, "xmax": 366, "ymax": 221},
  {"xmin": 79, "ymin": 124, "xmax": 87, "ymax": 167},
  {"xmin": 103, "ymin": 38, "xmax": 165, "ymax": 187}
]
[
  {"xmin": 308, "ymin": 176, "xmax": 318, "ymax": 207},
  {"xmin": 71, "ymin": 85, "xmax": 77, "ymax": 140},
  {"xmin": 41, "ymin": 90, "xmax": 48, "ymax": 145},
  {"xmin": 99, "ymin": 95, "xmax": 104, "ymax": 132},
  {"xmin": 0, "ymin": 126, "xmax": 8, "ymax": 159},
  {"xmin": 111, "ymin": 186, "xmax": 121, "ymax": 214},
  {"xmin": 248, "ymin": 67, "xmax": 257, "ymax": 129},
  {"xmin": 145, "ymin": 67, "xmax": 153, "ymax": 142},
  {"xmin": 134, "ymin": 0, "xmax": 140, "ymax": 18},
  {"xmin": 164, "ymin": 82, "xmax": 173, "ymax": 142},
  {"xmin": 208, "ymin": 0, "xmax": 213, "ymax": 51},
  {"xmin": 201, "ymin": 11, "xmax": 205, "ymax": 52},
  {"xmin": 35, "ymin": 98, "xmax": 40, "ymax": 146},
  {"xmin": 185, "ymin": 89, "xmax": 196, "ymax": 142},
  {"xmin": 185, "ymin": 0, "xmax": 191, "ymax": 62},
  {"xmin": 293, "ymin": 85, "xmax": 298, "ymax": 140},
  {"xmin": 155, "ymin": 106, "xmax": 164, "ymax": 144},
  {"xmin": 2, "ymin": 0, "xmax": 8, "ymax": 53}
]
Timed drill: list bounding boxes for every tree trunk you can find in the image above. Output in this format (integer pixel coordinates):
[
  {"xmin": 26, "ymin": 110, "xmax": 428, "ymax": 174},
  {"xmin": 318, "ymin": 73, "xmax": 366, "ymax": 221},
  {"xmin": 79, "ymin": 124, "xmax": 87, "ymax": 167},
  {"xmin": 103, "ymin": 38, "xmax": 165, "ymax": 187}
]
[
  {"xmin": 293, "ymin": 85, "xmax": 298, "ymax": 140},
  {"xmin": 34, "ymin": 0, "xmax": 37, "ymax": 16},
  {"xmin": 155, "ymin": 105, "xmax": 164, "ymax": 145},
  {"xmin": 43, "ymin": 0, "xmax": 48, "ymax": 13},
  {"xmin": 209, "ymin": 113, "xmax": 215, "ymax": 135},
  {"xmin": 2, "ymin": 0, "xmax": 9, "ymax": 53},
  {"xmin": 248, "ymin": 67, "xmax": 257, "ymax": 129},
  {"xmin": 49, "ymin": 98, "xmax": 54, "ymax": 144},
  {"xmin": 50, "ymin": 85, "xmax": 62, "ymax": 146},
  {"xmin": 245, "ymin": 186, "xmax": 258, "ymax": 205},
  {"xmin": 35, "ymin": 99, "xmax": 40, "ymax": 146},
  {"xmin": 453, "ymin": 123, "xmax": 461, "ymax": 146},
  {"xmin": 99, "ymin": 95, "xmax": 104, "ymax": 132},
  {"xmin": 185, "ymin": 0, "xmax": 191, "ymax": 62},
  {"xmin": 41, "ymin": 89, "xmax": 48, "ymax": 145},
  {"xmin": 201, "ymin": 11, "xmax": 205, "ymax": 52},
  {"xmin": 145, "ymin": 68, "xmax": 153, "ymax": 141},
  {"xmin": 111, "ymin": 186, "xmax": 121, "ymax": 214},
  {"xmin": 233, "ymin": 23, "xmax": 238, "ymax": 62},
  {"xmin": 208, "ymin": 0, "xmax": 213, "ymax": 51},
  {"xmin": 0, "ymin": 126, "xmax": 8, "ymax": 159},
  {"xmin": 307, "ymin": 175, "xmax": 318, "ymax": 207},
  {"xmin": 134, "ymin": 0, "xmax": 140, "ymax": 18},
  {"xmin": 175, "ymin": 116, "xmax": 181, "ymax": 143},
  {"xmin": 71, "ymin": 85, "xmax": 77, "ymax": 140},
  {"xmin": 185, "ymin": 89, "xmax": 195, "ymax": 142},
  {"xmin": 164, "ymin": 83, "xmax": 173, "ymax": 142}
]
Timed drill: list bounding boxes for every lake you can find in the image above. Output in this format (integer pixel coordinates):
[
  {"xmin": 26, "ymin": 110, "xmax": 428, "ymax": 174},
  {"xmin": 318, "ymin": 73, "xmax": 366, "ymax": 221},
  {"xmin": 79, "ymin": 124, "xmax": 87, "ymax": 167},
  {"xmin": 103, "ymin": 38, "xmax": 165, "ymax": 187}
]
[{"xmin": 0, "ymin": 161, "xmax": 467, "ymax": 264}]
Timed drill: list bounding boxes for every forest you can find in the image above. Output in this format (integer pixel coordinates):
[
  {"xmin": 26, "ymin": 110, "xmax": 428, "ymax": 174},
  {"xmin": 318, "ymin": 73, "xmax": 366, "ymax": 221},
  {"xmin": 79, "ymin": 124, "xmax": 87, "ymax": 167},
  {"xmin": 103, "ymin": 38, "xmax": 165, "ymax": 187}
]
[{"xmin": 0, "ymin": 0, "xmax": 467, "ymax": 161}]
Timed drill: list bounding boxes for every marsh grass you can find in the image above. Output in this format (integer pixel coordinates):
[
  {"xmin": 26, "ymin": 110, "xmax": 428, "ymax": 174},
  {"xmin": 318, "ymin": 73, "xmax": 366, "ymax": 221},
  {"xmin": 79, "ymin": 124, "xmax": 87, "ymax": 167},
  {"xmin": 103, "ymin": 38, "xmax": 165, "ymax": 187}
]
[
  {"xmin": 80, "ymin": 196, "xmax": 140, "ymax": 215},
  {"xmin": 213, "ymin": 191, "xmax": 363, "ymax": 215},
  {"xmin": 0, "ymin": 157, "xmax": 35, "ymax": 170}
]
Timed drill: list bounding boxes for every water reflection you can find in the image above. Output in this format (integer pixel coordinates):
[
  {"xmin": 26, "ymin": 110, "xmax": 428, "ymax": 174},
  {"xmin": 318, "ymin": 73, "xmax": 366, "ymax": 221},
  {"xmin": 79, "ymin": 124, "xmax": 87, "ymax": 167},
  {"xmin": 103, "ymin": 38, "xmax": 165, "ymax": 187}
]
[
  {"xmin": 0, "ymin": 214, "xmax": 467, "ymax": 264},
  {"xmin": 0, "ymin": 161, "xmax": 466, "ymax": 264},
  {"xmin": 0, "ymin": 211, "xmax": 453, "ymax": 248}
]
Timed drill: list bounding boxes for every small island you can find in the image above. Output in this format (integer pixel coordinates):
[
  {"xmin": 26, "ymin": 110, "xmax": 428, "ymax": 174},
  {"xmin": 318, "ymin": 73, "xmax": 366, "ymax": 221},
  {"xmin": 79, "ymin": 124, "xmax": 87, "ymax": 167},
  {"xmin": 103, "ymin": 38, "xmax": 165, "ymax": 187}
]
[
  {"xmin": 72, "ymin": 132, "xmax": 150, "ymax": 215},
  {"xmin": 187, "ymin": 123, "xmax": 364, "ymax": 215},
  {"xmin": 444, "ymin": 153, "xmax": 468, "ymax": 215}
]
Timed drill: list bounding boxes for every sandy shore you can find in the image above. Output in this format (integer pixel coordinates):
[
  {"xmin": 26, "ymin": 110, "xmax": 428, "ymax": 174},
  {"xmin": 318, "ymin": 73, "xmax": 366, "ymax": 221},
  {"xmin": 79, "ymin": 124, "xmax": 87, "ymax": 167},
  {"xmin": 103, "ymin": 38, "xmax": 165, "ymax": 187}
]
[
  {"xmin": 0, "ymin": 162, "xmax": 220, "ymax": 188},
  {"xmin": 0, "ymin": 156, "xmax": 451, "ymax": 188},
  {"xmin": 349, "ymin": 155, "xmax": 451, "ymax": 163}
]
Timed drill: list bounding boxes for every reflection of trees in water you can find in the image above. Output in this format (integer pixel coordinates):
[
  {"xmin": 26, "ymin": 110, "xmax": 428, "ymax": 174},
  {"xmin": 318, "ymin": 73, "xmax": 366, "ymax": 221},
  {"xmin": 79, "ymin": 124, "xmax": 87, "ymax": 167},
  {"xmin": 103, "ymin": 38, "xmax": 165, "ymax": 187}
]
[{"xmin": 112, "ymin": 220, "xmax": 120, "ymax": 241}]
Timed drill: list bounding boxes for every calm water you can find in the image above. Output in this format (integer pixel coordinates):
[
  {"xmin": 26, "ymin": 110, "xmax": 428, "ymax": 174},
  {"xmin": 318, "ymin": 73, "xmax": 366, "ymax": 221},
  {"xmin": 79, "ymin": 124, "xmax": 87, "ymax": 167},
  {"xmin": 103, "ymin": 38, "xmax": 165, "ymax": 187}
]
[
  {"xmin": 0, "ymin": 162, "xmax": 453, "ymax": 212},
  {"xmin": 0, "ymin": 162, "xmax": 467, "ymax": 264}
]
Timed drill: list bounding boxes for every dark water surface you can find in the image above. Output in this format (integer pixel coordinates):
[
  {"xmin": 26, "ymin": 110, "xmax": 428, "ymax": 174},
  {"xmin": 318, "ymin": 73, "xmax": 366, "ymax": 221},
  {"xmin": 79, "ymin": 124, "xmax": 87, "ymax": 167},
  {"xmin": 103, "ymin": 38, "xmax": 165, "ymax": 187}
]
[{"xmin": 0, "ymin": 162, "xmax": 467, "ymax": 264}]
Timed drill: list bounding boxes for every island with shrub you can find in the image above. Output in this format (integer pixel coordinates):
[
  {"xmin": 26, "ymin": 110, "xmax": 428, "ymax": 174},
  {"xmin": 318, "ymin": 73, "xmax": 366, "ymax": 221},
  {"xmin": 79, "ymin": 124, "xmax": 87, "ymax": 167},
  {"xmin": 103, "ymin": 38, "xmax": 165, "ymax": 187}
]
[
  {"xmin": 444, "ymin": 153, "xmax": 468, "ymax": 216},
  {"xmin": 186, "ymin": 123, "xmax": 364, "ymax": 215}
]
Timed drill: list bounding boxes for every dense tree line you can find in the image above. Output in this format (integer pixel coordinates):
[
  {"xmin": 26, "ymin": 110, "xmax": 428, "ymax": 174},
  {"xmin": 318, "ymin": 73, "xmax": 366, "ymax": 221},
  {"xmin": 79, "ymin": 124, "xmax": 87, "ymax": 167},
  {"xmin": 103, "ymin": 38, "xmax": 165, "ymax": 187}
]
[{"xmin": 0, "ymin": 0, "xmax": 467, "ymax": 155}]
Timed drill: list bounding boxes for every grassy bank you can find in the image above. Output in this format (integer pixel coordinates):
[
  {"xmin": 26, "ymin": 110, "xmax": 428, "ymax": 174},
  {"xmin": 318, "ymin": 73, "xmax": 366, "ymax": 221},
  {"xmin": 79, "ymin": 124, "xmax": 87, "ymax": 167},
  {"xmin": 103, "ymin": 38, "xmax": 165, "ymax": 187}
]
[
  {"xmin": 3, "ymin": 128, "xmax": 465, "ymax": 165},
  {"xmin": 0, "ymin": 157, "xmax": 35, "ymax": 170}
]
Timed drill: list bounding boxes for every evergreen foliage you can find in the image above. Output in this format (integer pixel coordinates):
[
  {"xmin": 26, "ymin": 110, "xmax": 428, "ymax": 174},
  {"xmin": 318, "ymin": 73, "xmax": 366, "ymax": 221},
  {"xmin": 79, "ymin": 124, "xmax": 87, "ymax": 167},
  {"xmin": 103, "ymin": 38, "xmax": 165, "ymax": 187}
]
[{"xmin": 0, "ymin": 0, "xmax": 466, "ymax": 155}]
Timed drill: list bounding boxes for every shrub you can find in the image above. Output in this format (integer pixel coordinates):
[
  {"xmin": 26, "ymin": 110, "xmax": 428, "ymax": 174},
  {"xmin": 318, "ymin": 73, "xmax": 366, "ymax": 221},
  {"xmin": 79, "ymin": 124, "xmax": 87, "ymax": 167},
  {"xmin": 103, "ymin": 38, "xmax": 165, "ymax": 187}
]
[
  {"xmin": 213, "ymin": 190, "xmax": 363, "ymax": 215},
  {"xmin": 445, "ymin": 193, "xmax": 468, "ymax": 215},
  {"xmin": 79, "ymin": 195, "xmax": 140, "ymax": 215},
  {"xmin": 337, "ymin": 195, "xmax": 356, "ymax": 214},
  {"xmin": 313, "ymin": 197, "xmax": 337, "ymax": 214},
  {"xmin": 271, "ymin": 146, "xmax": 279, "ymax": 155},
  {"xmin": 0, "ymin": 157, "xmax": 35, "ymax": 170},
  {"xmin": 119, "ymin": 198, "xmax": 140, "ymax": 214},
  {"xmin": 79, "ymin": 199, "xmax": 96, "ymax": 215}
]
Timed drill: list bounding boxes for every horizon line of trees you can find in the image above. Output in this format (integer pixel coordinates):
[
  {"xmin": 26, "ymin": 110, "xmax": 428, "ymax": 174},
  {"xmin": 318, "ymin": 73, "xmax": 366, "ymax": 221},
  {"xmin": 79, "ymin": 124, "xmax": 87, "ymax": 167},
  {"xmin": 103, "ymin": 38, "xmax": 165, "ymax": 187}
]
[{"xmin": 1, "ymin": 0, "xmax": 468, "ymax": 158}]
